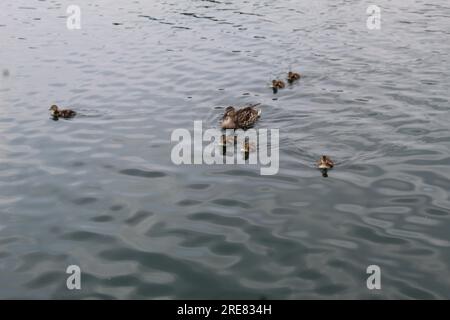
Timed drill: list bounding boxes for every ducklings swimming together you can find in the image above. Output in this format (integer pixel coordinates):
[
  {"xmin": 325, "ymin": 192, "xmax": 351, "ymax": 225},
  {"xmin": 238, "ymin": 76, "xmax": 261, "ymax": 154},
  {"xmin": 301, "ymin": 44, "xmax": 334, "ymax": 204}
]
[
  {"xmin": 49, "ymin": 68, "xmax": 336, "ymax": 177},
  {"xmin": 218, "ymin": 134, "xmax": 256, "ymax": 160},
  {"xmin": 272, "ymin": 71, "xmax": 301, "ymax": 93},
  {"xmin": 221, "ymin": 104, "xmax": 261, "ymax": 130},
  {"xmin": 317, "ymin": 155, "xmax": 334, "ymax": 177},
  {"xmin": 49, "ymin": 105, "xmax": 76, "ymax": 119}
]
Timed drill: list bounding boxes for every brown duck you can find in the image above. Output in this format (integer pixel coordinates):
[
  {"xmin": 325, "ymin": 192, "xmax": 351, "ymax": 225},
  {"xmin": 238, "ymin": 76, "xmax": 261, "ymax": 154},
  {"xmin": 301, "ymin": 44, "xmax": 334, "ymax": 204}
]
[
  {"xmin": 219, "ymin": 134, "xmax": 237, "ymax": 146},
  {"xmin": 271, "ymin": 79, "xmax": 285, "ymax": 93},
  {"xmin": 317, "ymin": 155, "xmax": 334, "ymax": 177},
  {"xmin": 287, "ymin": 71, "xmax": 301, "ymax": 84},
  {"xmin": 221, "ymin": 104, "xmax": 261, "ymax": 130},
  {"xmin": 317, "ymin": 155, "xmax": 334, "ymax": 169},
  {"xmin": 241, "ymin": 140, "xmax": 256, "ymax": 153},
  {"xmin": 241, "ymin": 140, "xmax": 256, "ymax": 160},
  {"xmin": 49, "ymin": 105, "xmax": 76, "ymax": 119}
]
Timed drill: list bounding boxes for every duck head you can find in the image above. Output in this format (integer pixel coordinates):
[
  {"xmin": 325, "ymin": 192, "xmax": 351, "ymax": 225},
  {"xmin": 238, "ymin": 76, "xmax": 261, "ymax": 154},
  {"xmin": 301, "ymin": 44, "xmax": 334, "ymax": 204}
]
[
  {"xmin": 49, "ymin": 105, "xmax": 59, "ymax": 117},
  {"xmin": 221, "ymin": 116, "xmax": 236, "ymax": 129},
  {"xmin": 271, "ymin": 80, "xmax": 278, "ymax": 94},
  {"xmin": 318, "ymin": 155, "xmax": 329, "ymax": 168}
]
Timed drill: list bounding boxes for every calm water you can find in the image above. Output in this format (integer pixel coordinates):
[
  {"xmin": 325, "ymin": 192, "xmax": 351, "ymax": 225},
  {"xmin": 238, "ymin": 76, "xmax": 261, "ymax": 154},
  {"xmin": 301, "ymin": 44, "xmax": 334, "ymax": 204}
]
[{"xmin": 1, "ymin": 0, "xmax": 450, "ymax": 299}]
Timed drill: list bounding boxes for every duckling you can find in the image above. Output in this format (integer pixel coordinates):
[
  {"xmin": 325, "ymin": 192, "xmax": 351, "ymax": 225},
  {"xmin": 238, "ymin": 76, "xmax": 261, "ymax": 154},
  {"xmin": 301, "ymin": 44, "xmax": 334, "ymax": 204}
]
[
  {"xmin": 271, "ymin": 79, "xmax": 285, "ymax": 94},
  {"xmin": 287, "ymin": 71, "xmax": 301, "ymax": 84},
  {"xmin": 218, "ymin": 134, "xmax": 236, "ymax": 155},
  {"xmin": 241, "ymin": 140, "xmax": 256, "ymax": 160},
  {"xmin": 221, "ymin": 104, "xmax": 261, "ymax": 130},
  {"xmin": 241, "ymin": 141, "xmax": 256, "ymax": 153},
  {"xmin": 317, "ymin": 155, "xmax": 334, "ymax": 169},
  {"xmin": 317, "ymin": 155, "xmax": 334, "ymax": 178},
  {"xmin": 49, "ymin": 105, "xmax": 76, "ymax": 119},
  {"xmin": 218, "ymin": 134, "xmax": 236, "ymax": 146}
]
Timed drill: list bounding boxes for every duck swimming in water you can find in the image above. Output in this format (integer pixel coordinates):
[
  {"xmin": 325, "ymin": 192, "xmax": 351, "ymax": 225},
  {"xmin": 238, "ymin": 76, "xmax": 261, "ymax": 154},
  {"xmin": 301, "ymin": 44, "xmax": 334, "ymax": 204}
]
[
  {"xmin": 287, "ymin": 71, "xmax": 301, "ymax": 84},
  {"xmin": 317, "ymin": 155, "xmax": 334, "ymax": 177},
  {"xmin": 219, "ymin": 134, "xmax": 236, "ymax": 146},
  {"xmin": 271, "ymin": 79, "xmax": 285, "ymax": 94},
  {"xmin": 218, "ymin": 134, "xmax": 237, "ymax": 155},
  {"xmin": 221, "ymin": 104, "xmax": 261, "ymax": 130},
  {"xmin": 317, "ymin": 155, "xmax": 334, "ymax": 169},
  {"xmin": 49, "ymin": 105, "xmax": 76, "ymax": 119},
  {"xmin": 241, "ymin": 140, "xmax": 256, "ymax": 160}
]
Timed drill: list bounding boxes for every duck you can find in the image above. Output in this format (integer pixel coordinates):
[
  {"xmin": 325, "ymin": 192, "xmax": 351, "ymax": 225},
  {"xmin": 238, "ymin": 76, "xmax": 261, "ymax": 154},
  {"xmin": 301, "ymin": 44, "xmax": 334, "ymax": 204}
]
[
  {"xmin": 271, "ymin": 79, "xmax": 285, "ymax": 94},
  {"xmin": 221, "ymin": 104, "xmax": 261, "ymax": 130},
  {"xmin": 49, "ymin": 105, "xmax": 76, "ymax": 119},
  {"xmin": 317, "ymin": 155, "xmax": 334, "ymax": 169},
  {"xmin": 219, "ymin": 134, "xmax": 237, "ymax": 146},
  {"xmin": 241, "ymin": 140, "xmax": 256, "ymax": 160},
  {"xmin": 287, "ymin": 71, "xmax": 301, "ymax": 84},
  {"xmin": 241, "ymin": 141, "xmax": 256, "ymax": 153},
  {"xmin": 316, "ymin": 155, "xmax": 334, "ymax": 177},
  {"xmin": 218, "ymin": 134, "xmax": 237, "ymax": 155}
]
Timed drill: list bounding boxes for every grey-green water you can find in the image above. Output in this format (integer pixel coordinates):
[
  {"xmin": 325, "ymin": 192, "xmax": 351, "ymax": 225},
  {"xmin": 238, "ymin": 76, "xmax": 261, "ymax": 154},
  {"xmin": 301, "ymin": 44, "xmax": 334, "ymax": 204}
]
[{"xmin": 0, "ymin": 0, "xmax": 450, "ymax": 299}]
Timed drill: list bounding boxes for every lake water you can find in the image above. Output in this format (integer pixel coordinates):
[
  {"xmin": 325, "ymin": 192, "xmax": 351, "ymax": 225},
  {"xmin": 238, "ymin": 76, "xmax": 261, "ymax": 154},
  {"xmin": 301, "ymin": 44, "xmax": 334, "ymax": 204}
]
[{"xmin": 0, "ymin": 0, "xmax": 450, "ymax": 299}]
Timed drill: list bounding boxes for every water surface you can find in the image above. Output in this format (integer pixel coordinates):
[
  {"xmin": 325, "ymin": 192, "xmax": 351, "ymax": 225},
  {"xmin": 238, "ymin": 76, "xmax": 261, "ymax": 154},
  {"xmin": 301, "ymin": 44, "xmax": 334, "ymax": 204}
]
[{"xmin": 0, "ymin": 0, "xmax": 450, "ymax": 299}]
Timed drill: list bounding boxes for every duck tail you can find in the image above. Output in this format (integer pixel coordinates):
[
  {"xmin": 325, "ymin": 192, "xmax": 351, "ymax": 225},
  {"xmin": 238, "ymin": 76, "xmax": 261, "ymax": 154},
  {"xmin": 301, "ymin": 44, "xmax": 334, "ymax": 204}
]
[{"xmin": 257, "ymin": 109, "xmax": 262, "ymax": 117}]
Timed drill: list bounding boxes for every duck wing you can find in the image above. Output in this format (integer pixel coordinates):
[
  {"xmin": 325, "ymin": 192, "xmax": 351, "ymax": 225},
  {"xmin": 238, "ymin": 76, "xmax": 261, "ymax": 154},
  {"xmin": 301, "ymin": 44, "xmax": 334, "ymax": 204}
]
[
  {"xmin": 236, "ymin": 106, "xmax": 260, "ymax": 129},
  {"xmin": 326, "ymin": 159, "xmax": 334, "ymax": 168},
  {"xmin": 60, "ymin": 109, "xmax": 77, "ymax": 118}
]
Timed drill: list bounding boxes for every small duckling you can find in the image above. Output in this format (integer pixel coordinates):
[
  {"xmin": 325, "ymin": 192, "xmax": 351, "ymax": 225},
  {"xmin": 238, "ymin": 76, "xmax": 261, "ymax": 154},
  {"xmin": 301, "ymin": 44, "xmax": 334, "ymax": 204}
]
[
  {"xmin": 271, "ymin": 80, "xmax": 285, "ymax": 94},
  {"xmin": 287, "ymin": 71, "xmax": 301, "ymax": 84},
  {"xmin": 49, "ymin": 105, "xmax": 76, "ymax": 119},
  {"xmin": 317, "ymin": 155, "xmax": 334, "ymax": 177},
  {"xmin": 241, "ymin": 141, "xmax": 256, "ymax": 160},
  {"xmin": 218, "ymin": 134, "xmax": 236, "ymax": 146},
  {"xmin": 218, "ymin": 134, "xmax": 237, "ymax": 155},
  {"xmin": 317, "ymin": 155, "xmax": 334, "ymax": 169}
]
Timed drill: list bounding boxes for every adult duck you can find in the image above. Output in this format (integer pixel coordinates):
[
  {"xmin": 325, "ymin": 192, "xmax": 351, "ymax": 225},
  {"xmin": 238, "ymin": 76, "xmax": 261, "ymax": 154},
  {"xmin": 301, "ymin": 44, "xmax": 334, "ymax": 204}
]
[{"xmin": 221, "ymin": 104, "xmax": 261, "ymax": 130}]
